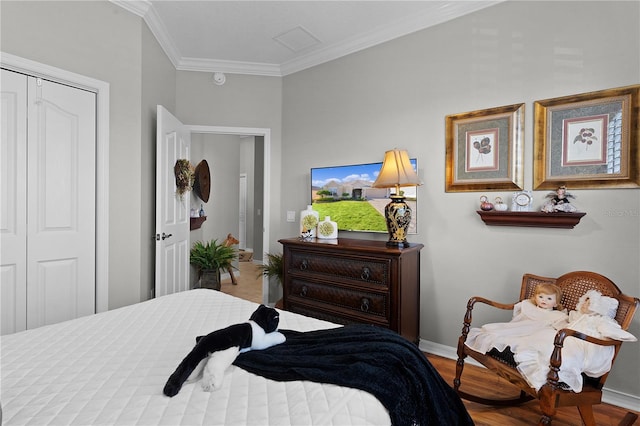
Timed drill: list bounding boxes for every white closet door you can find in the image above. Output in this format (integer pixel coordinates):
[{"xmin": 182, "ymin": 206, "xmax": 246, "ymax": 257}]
[
  {"xmin": 1, "ymin": 69, "xmax": 28, "ymax": 334},
  {"xmin": 26, "ymin": 77, "xmax": 96, "ymax": 329}
]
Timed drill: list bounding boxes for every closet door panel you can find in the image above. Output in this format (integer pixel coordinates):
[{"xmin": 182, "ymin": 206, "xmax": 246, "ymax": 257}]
[
  {"xmin": 1, "ymin": 69, "xmax": 28, "ymax": 335},
  {"xmin": 26, "ymin": 77, "xmax": 96, "ymax": 329}
]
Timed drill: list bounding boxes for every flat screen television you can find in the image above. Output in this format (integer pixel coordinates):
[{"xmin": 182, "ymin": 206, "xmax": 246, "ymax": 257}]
[{"xmin": 310, "ymin": 159, "xmax": 418, "ymax": 234}]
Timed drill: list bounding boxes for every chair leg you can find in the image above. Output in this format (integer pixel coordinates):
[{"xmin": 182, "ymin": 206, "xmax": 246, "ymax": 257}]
[
  {"xmin": 538, "ymin": 387, "xmax": 556, "ymax": 426},
  {"xmin": 537, "ymin": 415, "xmax": 551, "ymax": 426},
  {"xmin": 577, "ymin": 405, "xmax": 596, "ymax": 426},
  {"xmin": 619, "ymin": 412, "xmax": 639, "ymax": 426},
  {"xmin": 228, "ymin": 267, "xmax": 237, "ymax": 285},
  {"xmin": 453, "ymin": 346, "xmax": 465, "ymax": 391}
]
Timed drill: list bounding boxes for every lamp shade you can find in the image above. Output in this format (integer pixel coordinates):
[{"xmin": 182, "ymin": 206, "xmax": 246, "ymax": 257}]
[{"xmin": 372, "ymin": 149, "xmax": 422, "ymax": 190}]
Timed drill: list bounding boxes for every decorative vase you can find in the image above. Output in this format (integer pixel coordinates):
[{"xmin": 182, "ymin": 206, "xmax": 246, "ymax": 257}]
[
  {"xmin": 199, "ymin": 269, "xmax": 221, "ymax": 290},
  {"xmin": 494, "ymin": 197, "xmax": 508, "ymax": 211},
  {"xmin": 317, "ymin": 216, "xmax": 338, "ymax": 239},
  {"xmin": 300, "ymin": 205, "xmax": 319, "ymax": 239},
  {"xmin": 479, "ymin": 195, "xmax": 494, "ymax": 211},
  {"xmin": 384, "ymin": 195, "xmax": 412, "ymax": 248}
]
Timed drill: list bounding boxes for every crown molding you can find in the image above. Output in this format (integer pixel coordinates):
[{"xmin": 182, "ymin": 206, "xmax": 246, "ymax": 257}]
[
  {"xmin": 111, "ymin": 0, "xmax": 503, "ymax": 77},
  {"xmin": 110, "ymin": 0, "xmax": 150, "ymax": 17},
  {"xmin": 110, "ymin": 0, "xmax": 181, "ymax": 68},
  {"xmin": 177, "ymin": 57, "xmax": 283, "ymax": 77}
]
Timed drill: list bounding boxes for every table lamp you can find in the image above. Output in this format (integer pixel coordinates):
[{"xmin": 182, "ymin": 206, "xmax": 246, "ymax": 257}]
[{"xmin": 372, "ymin": 149, "xmax": 422, "ymax": 247}]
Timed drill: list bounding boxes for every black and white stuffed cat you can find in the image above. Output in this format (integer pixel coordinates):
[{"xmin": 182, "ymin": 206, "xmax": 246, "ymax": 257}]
[{"xmin": 163, "ymin": 304, "xmax": 285, "ymax": 397}]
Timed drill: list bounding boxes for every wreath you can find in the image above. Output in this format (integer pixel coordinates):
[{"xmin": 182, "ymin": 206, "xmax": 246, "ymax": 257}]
[{"xmin": 174, "ymin": 159, "xmax": 195, "ymax": 200}]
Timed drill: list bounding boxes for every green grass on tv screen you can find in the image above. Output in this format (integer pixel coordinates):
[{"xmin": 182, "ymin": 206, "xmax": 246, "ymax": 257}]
[{"xmin": 313, "ymin": 201, "xmax": 387, "ymax": 232}]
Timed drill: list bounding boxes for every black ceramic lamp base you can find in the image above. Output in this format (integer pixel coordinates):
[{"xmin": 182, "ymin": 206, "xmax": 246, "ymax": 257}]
[{"xmin": 384, "ymin": 196, "xmax": 412, "ymax": 248}]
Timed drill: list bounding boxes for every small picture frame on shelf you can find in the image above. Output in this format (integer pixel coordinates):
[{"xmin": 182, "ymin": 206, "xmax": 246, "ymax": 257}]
[{"xmin": 511, "ymin": 190, "xmax": 533, "ymax": 212}]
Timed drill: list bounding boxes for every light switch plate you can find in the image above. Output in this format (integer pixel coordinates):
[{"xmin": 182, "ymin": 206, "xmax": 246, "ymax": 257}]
[{"xmin": 286, "ymin": 211, "xmax": 296, "ymax": 222}]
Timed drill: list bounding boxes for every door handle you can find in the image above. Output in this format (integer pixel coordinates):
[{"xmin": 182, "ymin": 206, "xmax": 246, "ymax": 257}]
[{"xmin": 162, "ymin": 233, "xmax": 173, "ymax": 240}]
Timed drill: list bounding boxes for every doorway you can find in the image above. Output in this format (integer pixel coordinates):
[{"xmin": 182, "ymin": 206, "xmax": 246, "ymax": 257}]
[{"xmin": 186, "ymin": 125, "xmax": 271, "ymax": 305}]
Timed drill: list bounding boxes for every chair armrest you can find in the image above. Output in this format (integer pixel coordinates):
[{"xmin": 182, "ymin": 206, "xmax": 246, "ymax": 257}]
[
  {"xmin": 555, "ymin": 328, "xmax": 621, "ymax": 347},
  {"xmin": 544, "ymin": 328, "xmax": 622, "ymax": 387},
  {"xmin": 460, "ymin": 297, "xmax": 516, "ymax": 341}
]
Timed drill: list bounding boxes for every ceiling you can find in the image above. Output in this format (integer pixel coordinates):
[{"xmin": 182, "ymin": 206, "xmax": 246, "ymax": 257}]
[{"xmin": 112, "ymin": 0, "xmax": 503, "ymax": 77}]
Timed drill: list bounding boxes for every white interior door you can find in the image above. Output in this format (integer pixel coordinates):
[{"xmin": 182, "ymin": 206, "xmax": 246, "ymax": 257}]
[
  {"xmin": 1, "ymin": 69, "xmax": 96, "ymax": 333},
  {"xmin": 155, "ymin": 105, "xmax": 190, "ymax": 298},
  {"xmin": 26, "ymin": 76, "xmax": 96, "ymax": 329},
  {"xmin": 1, "ymin": 69, "xmax": 28, "ymax": 334}
]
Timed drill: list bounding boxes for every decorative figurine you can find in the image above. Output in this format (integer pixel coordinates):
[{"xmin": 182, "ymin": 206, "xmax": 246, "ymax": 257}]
[
  {"xmin": 541, "ymin": 185, "xmax": 577, "ymax": 213},
  {"xmin": 479, "ymin": 195, "xmax": 494, "ymax": 211},
  {"xmin": 494, "ymin": 197, "xmax": 508, "ymax": 211}
]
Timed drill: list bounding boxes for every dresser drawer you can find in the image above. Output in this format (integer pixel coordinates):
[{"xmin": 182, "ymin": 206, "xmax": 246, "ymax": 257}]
[
  {"xmin": 288, "ymin": 278, "xmax": 388, "ymax": 322},
  {"xmin": 288, "ymin": 249, "xmax": 390, "ymax": 287},
  {"xmin": 280, "ymin": 238, "xmax": 423, "ymax": 343},
  {"xmin": 286, "ymin": 303, "xmax": 362, "ymax": 326}
]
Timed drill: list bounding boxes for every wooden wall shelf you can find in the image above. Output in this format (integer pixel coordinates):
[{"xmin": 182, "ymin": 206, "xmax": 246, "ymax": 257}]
[
  {"xmin": 477, "ymin": 211, "xmax": 586, "ymax": 229},
  {"xmin": 190, "ymin": 216, "xmax": 207, "ymax": 230}
]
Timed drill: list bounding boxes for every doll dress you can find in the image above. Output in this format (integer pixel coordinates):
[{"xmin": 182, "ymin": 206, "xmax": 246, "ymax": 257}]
[
  {"xmin": 514, "ymin": 310, "xmax": 636, "ymax": 392},
  {"xmin": 464, "ymin": 300, "xmax": 568, "ymax": 355}
]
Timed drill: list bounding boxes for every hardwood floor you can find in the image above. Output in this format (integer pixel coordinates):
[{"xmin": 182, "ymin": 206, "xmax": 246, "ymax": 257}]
[
  {"xmin": 220, "ymin": 260, "xmax": 263, "ymax": 304},
  {"xmin": 428, "ymin": 354, "xmax": 638, "ymax": 425},
  {"xmin": 221, "ymin": 265, "xmax": 639, "ymax": 425}
]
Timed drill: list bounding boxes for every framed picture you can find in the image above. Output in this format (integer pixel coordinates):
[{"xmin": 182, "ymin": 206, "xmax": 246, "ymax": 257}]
[
  {"xmin": 533, "ymin": 85, "xmax": 639, "ymax": 189},
  {"xmin": 445, "ymin": 103, "xmax": 524, "ymax": 192}
]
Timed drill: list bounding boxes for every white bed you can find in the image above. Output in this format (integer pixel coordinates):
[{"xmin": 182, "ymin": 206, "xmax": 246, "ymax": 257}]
[{"xmin": 1, "ymin": 289, "xmax": 390, "ymax": 425}]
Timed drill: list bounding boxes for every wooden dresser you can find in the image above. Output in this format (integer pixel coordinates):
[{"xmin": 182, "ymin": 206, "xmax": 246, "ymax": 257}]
[{"xmin": 279, "ymin": 237, "xmax": 423, "ymax": 343}]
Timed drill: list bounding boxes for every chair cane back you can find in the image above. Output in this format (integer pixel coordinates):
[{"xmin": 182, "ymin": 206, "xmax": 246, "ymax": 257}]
[{"xmin": 454, "ymin": 271, "xmax": 639, "ymax": 426}]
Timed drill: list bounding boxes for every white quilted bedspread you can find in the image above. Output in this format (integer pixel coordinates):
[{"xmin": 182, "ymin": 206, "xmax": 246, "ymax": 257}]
[{"xmin": 1, "ymin": 290, "xmax": 390, "ymax": 425}]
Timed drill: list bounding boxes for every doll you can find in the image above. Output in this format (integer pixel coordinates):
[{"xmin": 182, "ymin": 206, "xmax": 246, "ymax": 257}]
[
  {"xmin": 465, "ymin": 284, "xmax": 568, "ymax": 355},
  {"xmin": 515, "ymin": 290, "xmax": 637, "ymax": 391},
  {"xmin": 541, "ymin": 186, "xmax": 577, "ymax": 213}
]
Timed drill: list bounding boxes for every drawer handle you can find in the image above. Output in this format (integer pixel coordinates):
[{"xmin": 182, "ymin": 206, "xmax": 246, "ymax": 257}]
[
  {"xmin": 361, "ymin": 267, "xmax": 371, "ymax": 280},
  {"xmin": 300, "ymin": 285, "xmax": 308, "ymax": 297},
  {"xmin": 360, "ymin": 297, "xmax": 370, "ymax": 312},
  {"xmin": 300, "ymin": 259, "xmax": 308, "ymax": 271}
]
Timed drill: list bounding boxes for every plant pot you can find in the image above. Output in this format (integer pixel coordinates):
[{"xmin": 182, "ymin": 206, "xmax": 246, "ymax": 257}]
[{"xmin": 200, "ymin": 269, "xmax": 221, "ymax": 290}]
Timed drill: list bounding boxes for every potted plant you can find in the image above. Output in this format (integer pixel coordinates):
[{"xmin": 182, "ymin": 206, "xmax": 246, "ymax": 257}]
[
  {"xmin": 190, "ymin": 239, "xmax": 237, "ymax": 290},
  {"xmin": 257, "ymin": 252, "xmax": 285, "ymax": 307},
  {"xmin": 257, "ymin": 252, "xmax": 284, "ymax": 285}
]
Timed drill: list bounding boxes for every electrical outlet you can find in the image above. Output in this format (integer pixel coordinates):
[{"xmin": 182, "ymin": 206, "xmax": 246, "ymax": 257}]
[{"xmin": 286, "ymin": 211, "xmax": 296, "ymax": 222}]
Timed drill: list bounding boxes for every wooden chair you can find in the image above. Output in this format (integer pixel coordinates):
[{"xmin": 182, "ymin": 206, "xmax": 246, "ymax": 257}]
[
  {"xmin": 454, "ymin": 271, "xmax": 639, "ymax": 426},
  {"xmin": 222, "ymin": 233, "xmax": 239, "ymax": 285}
]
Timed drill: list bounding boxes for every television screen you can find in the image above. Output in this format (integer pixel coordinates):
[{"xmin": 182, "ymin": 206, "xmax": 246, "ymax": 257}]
[{"xmin": 310, "ymin": 160, "xmax": 418, "ymax": 234}]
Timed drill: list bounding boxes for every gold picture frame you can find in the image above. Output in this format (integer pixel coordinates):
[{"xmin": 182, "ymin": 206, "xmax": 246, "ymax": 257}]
[
  {"xmin": 533, "ymin": 85, "xmax": 639, "ymax": 190},
  {"xmin": 445, "ymin": 103, "xmax": 524, "ymax": 192}
]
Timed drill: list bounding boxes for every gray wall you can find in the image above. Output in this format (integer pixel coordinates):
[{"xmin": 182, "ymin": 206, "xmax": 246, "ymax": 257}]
[
  {"xmin": 280, "ymin": 1, "xmax": 640, "ymax": 396},
  {"xmin": 190, "ymin": 133, "xmax": 241, "ymax": 246},
  {"xmin": 174, "ymin": 70, "xmax": 284, "ymax": 259},
  {"xmin": 141, "ymin": 22, "xmax": 177, "ymax": 302}
]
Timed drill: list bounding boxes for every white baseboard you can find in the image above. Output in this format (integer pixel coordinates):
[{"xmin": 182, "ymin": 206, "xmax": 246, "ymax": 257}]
[{"xmin": 419, "ymin": 339, "xmax": 640, "ymax": 412}]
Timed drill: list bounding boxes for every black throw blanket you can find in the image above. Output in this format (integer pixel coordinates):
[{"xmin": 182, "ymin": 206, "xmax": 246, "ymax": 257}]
[{"xmin": 234, "ymin": 324, "xmax": 474, "ymax": 426}]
